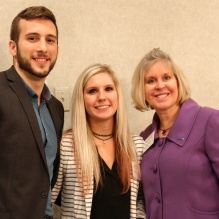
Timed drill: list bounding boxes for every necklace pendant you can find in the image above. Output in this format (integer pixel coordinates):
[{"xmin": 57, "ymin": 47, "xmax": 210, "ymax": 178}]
[
  {"xmin": 103, "ymin": 140, "xmax": 106, "ymax": 144},
  {"xmin": 162, "ymin": 130, "xmax": 167, "ymax": 135}
]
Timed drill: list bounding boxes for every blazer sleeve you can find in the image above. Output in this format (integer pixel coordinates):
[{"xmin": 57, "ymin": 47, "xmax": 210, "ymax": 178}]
[
  {"xmin": 52, "ymin": 136, "xmax": 66, "ymax": 205},
  {"xmin": 205, "ymin": 109, "xmax": 219, "ymax": 177},
  {"xmin": 133, "ymin": 135, "xmax": 147, "ymax": 219},
  {"xmin": 137, "ymin": 181, "xmax": 147, "ymax": 219}
]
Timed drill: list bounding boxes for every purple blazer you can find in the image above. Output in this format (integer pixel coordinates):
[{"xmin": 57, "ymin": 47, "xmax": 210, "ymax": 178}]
[{"xmin": 140, "ymin": 98, "xmax": 219, "ymax": 219}]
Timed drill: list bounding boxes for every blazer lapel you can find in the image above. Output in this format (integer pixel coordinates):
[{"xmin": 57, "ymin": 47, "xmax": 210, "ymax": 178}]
[
  {"xmin": 6, "ymin": 67, "xmax": 48, "ymax": 168},
  {"xmin": 47, "ymin": 98, "xmax": 62, "ymax": 144},
  {"xmin": 142, "ymin": 130, "xmax": 155, "ymax": 154},
  {"xmin": 84, "ymin": 174, "xmax": 94, "ymax": 219}
]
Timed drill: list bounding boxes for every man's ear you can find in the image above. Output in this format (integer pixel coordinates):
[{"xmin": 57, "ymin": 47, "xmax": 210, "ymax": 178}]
[{"xmin": 9, "ymin": 40, "xmax": 17, "ymax": 56}]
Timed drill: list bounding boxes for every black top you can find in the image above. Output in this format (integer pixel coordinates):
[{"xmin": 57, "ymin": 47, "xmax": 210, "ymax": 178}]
[{"xmin": 90, "ymin": 158, "xmax": 130, "ymax": 219}]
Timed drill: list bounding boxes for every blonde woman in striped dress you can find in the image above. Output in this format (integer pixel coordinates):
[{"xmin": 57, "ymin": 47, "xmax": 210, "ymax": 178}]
[{"xmin": 52, "ymin": 63, "xmax": 146, "ymax": 219}]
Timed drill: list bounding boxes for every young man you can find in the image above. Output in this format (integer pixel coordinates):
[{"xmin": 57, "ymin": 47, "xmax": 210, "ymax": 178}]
[{"xmin": 0, "ymin": 6, "xmax": 64, "ymax": 219}]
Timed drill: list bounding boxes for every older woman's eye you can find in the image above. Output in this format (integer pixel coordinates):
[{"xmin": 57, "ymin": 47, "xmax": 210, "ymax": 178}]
[
  {"xmin": 105, "ymin": 86, "xmax": 113, "ymax": 91},
  {"xmin": 147, "ymin": 79, "xmax": 155, "ymax": 84},
  {"xmin": 88, "ymin": 89, "xmax": 97, "ymax": 94},
  {"xmin": 164, "ymin": 75, "xmax": 171, "ymax": 81}
]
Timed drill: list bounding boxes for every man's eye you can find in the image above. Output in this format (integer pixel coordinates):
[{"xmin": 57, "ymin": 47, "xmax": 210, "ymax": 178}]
[
  {"xmin": 28, "ymin": 37, "xmax": 37, "ymax": 41},
  {"xmin": 47, "ymin": 38, "xmax": 56, "ymax": 43}
]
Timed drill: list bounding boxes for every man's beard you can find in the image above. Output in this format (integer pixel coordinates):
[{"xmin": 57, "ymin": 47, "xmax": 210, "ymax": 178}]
[{"xmin": 17, "ymin": 49, "xmax": 57, "ymax": 79}]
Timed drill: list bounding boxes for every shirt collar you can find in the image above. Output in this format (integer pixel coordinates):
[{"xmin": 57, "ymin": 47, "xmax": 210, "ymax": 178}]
[
  {"xmin": 22, "ymin": 80, "xmax": 52, "ymax": 102},
  {"xmin": 41, "ymin": 84, "xmax": 52, "ymax": 101},
  {"xmin": 167, "ymin": 98, "xmax": 200, "ymax": 147},
  {"xmin": 150, "ymin": 98, "xmax": 201, "ymax": 147}
]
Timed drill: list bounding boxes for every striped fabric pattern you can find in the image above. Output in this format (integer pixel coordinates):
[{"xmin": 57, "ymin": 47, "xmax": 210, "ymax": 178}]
[{"xmin": 52, "ymin": 133, "xmax": 146, "ymax": 219}]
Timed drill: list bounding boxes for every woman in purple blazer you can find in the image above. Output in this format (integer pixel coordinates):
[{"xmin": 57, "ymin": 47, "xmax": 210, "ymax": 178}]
[{"xmin": 131, "ymin": 48, "xmax": 219, "ymax": 219}]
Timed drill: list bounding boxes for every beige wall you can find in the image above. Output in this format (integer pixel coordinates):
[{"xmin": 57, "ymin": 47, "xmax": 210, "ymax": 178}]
[{"xmin": 1, "ymin": 0, "xmax": 219, "ymax": 135}]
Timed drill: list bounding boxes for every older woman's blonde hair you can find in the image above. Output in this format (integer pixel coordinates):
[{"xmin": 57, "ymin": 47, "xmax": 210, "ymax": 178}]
[
  {"xmin": 131, "ymin": 48, "xmax": 191, "ymax": 111},
  {"xmin": 70, "ymin": 63, "xmax": 137, "ymax": 194}
]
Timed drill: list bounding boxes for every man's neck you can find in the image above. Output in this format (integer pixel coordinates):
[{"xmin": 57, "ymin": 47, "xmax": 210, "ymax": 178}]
[{"xmin": 14, "ymin": 65, "xmax": 46, "ymax": 98}]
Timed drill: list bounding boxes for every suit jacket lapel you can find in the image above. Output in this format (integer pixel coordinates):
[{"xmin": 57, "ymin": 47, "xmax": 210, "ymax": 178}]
[
  {"xmin": 6, "ymin": 66, "xmax": 48, "ymax": 168},
  {"xmin": 47, "ymin": 99, "xmax": 62, "ymax": 144},
  {"xmin": 84, "ymin": 175, "xmax": 94, "ymax": 219},
  {"xmin": 47, "ymin": 98, "xmax": 63, "ymax": 186}
]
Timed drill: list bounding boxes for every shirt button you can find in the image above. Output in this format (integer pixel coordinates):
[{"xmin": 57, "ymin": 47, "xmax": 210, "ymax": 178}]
[
  {"xmin": 152, "ymin": 164, "xmax": 157, "ymax": 173},
  {"xmin": 155, "ymin": 194, "xmax": 161, "ymax": 203},
  {"xmin": 41, "ymin": 192, "xmax": 47, "ymax": 198}
]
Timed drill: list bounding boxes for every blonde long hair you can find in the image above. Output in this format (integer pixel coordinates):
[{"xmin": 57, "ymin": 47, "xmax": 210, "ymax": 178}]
[{"xmin": 70, "ymin": 63, "xmax": 137, "ymax": 194}]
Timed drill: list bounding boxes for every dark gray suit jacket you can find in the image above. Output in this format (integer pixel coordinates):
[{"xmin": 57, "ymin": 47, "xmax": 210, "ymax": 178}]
[{"xmin": 0, "ymin": 66, "xmax": 64, "ymax": 219}]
